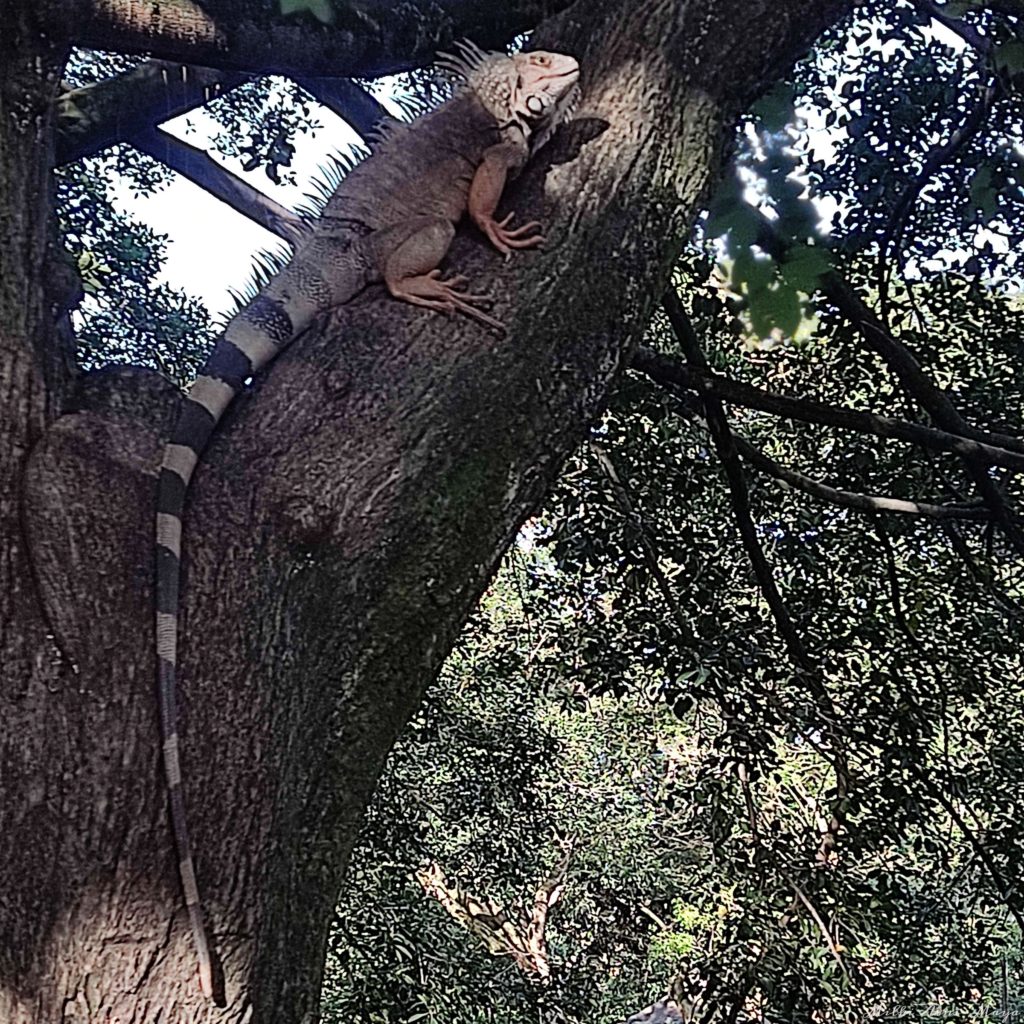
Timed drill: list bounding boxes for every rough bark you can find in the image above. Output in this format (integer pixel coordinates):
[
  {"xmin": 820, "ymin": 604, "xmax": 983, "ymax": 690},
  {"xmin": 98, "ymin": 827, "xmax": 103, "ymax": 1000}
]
[
  {"xmin": 1, "ymin": 1, "xmax": 855, "ymax": 1021},
  {"xmin": 56, "ymin": 61, "xmax": 248, "ymax": 166},
  {"xmin": 46, "ymin": 0, "xmax": 582, "ymax": 78}
]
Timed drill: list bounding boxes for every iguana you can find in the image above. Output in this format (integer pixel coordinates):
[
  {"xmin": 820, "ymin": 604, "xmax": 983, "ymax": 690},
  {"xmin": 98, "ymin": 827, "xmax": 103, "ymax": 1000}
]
[{"xmin": 154, "ymin": 42, "xmax": 579, "ymax": 998}]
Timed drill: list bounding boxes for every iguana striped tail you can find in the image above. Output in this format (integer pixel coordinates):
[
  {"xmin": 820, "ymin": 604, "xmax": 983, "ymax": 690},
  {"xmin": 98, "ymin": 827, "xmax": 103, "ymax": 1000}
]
[
  {"xmin": 154, "ymin": 230, "xmax": 368, "ymax": 996},
  {"xmin": 155, "ymin": 290, "xmax": 296, "ymax": 999}
]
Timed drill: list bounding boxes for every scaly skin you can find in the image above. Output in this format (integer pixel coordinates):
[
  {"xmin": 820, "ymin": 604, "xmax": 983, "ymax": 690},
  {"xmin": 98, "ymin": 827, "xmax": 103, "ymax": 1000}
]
[{"xmin": 154, "ymin": 44, "xmax": 579, "ymax": 1000}]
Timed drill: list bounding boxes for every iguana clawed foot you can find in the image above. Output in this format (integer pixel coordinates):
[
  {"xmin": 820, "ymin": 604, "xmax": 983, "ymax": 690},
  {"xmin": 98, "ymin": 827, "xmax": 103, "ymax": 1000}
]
[
  {"xmin": 478, "ymin": 212, "xmax": 545, "ymax": 258},
  {"xmin": 390, "ymin": 269, "xmax": 504, "ymax": 330}
]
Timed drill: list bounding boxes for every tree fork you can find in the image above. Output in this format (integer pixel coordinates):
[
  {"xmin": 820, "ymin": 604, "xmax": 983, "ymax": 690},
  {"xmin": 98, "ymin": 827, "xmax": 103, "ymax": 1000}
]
[{"xmin": 2, "ymin": 1, "xmax": 856, "ymax": 1019}]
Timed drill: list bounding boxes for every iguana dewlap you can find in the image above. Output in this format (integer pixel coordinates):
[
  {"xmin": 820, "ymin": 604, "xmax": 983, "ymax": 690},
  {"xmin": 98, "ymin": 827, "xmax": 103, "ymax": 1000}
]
[{"xmin": 154, "ymin": 42, "xmax": 579, "ymax": 999}]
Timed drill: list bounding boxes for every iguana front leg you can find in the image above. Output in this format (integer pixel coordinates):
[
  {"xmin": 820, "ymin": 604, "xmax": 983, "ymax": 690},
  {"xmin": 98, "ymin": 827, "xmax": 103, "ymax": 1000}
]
[{"xmin": 469, "ymin": 142, "xmax": 544, "ymax": 257}]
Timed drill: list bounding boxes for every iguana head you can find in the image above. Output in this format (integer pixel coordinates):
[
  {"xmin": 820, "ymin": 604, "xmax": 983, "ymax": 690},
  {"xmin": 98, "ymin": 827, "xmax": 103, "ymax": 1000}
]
[
  {"xmin": 507, "ymin": 50, "xmax": 580, "ymax": 134},
  {"xmin": 439, "ymin": 42, "xmax": 580, "ymax": 145}
]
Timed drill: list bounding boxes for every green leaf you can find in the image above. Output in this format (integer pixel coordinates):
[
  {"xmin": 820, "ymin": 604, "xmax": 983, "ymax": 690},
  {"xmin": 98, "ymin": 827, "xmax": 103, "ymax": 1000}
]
[
  {"xmin": 969, "ymin": 164, "xmax": 998, "ymax": 219},
  {"xmin": 279, "ymin": 0, "xmax": 335, "ymax": 23},
  {"xmin": 76, "ymin": 250, "xmax": 111, "ymax": 294},
  {"xmin": 732, "ymin": 249, "xmax": 775, "ymax": 294},
  {"xmin": 706, "ymin": 199, "xmax": 762, "ymax": 252},
  {"xmin": 752, "ymin": 81, "xmax": 796, "ymax": 133},
  {"xmin": 749, "ymin": 282, "xmax": 803, "ymax": 337},
  {"xmin": 995, "ymin": 39, "xmax": 1024, "ymax": 76},
  {"xmin": 779, "ymin": 244, "xmax": 830, "ymax": 293}
]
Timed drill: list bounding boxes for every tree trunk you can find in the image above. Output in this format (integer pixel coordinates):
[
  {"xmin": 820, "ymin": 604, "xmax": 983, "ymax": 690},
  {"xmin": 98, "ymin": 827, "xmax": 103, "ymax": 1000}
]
[{"xmin": 0, "ymin": 1, "xmax": 853, "ymax": 1020}]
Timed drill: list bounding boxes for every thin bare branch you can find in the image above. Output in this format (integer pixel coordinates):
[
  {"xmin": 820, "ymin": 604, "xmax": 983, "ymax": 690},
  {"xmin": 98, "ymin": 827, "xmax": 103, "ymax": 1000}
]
[
  {"xmin": 734, "ymin": 433, "xmax": 990, "ymax": 520},
  {"xmin": 780, "ymin": 868, "xmax": 855, "ymax": 985},
  {"xmin": 903, "ymin": 762, "xmax": 1024, "ymax": 934},
  {"xmin": 631, "ymin": 346, "xmax": 1024, "ymax": 470},
  {"xmin": 587, "ymin": 441, "xmax": 702, "ymax": 651},
  {"xmin": 662, "ymin": 291, "xmax": 812, "ymax": 670}
]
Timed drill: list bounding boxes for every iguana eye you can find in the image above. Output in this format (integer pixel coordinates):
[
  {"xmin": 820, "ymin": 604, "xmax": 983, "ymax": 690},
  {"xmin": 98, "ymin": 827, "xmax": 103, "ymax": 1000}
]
[{"xmin": 531, "ymin": 54, "xmax": 550, "ymax": 66}]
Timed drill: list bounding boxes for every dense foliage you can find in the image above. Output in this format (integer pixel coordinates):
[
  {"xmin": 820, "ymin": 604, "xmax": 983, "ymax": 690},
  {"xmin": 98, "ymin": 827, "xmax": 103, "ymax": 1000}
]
[
  {"xmin": 62, "ymin": 0, "xmax": 1024, "ymax": 1020},
  {"xmin": 326, "ymin": 3, "xmax": 1024, "ymax": 1020}
]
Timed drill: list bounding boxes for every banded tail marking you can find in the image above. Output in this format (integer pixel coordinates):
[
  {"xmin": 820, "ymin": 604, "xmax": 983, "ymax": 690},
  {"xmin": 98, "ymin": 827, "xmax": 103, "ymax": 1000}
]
[{"xmin": 154, "ymin": 292, "xmax": 298, "ymax": 1000}]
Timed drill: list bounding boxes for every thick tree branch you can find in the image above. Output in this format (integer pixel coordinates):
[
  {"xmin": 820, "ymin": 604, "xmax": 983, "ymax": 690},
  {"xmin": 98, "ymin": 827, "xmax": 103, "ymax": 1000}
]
[
  {"xmin": 416, "ymin": 856, "xmax": 564, "ymax": 978},
  {"xmin": 131, "ymin": 126, "xmax": 308, "ymax": 243},
  {"xmin": 57, "ymin": 55, "xmax": 314, "ymax": 242},
  {"xmin": 5, "ymin": 0, "xmax": 866, "ymax": 1015},
  {"xmin": 1, "ymin": 7, "xmax": 74, "ymax": 694},
  {"xmin": 57, "ymin": 60, "xmax": 307, "ymax": 242},
  {"xmin": 631, "ymin": 346, "xmax": 1024, "ymax": 472},
  {"xmin": 56, "ymin": 61, "xmax": 392, "ymax": 170},
  {"xmin": 54, "ymin": 0, "xmax": 580, "ymax": 79},
  {"xmin": 56, "ymin": 60, "xmax": 246, "ymax": 165}
]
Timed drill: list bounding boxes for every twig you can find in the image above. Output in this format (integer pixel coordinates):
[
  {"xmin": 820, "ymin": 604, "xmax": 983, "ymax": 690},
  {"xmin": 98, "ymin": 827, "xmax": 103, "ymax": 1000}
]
[
  {"xmin": 779, "ymin": 868, "xmax": 855, "ymax": 986},
  {"xmin": 872, "ymin": 518, "xmax": 921, "ymax": 644},
  {"xmin": 728, "ymin": 428, "xmax": 990, "ymax": 521}
]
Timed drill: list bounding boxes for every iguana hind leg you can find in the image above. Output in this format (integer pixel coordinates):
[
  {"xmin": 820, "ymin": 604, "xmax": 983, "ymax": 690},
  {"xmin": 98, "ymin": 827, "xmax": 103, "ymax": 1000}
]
[
  {"xmin": 378, "ymin": 217, "xmax": 503, "ymax": 330},
  {"xmin": 390, "ymin": 270, "xmax": 501, "ymax": 330}
]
